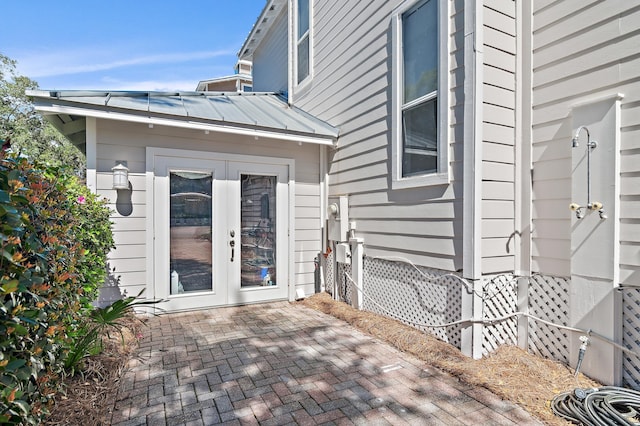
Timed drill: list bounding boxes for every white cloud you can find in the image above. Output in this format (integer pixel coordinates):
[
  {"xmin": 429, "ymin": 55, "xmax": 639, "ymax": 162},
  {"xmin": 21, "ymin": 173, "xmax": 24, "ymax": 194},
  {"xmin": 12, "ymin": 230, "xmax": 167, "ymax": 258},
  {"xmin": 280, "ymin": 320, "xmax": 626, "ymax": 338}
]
[
  {"xmin": 15, "ymin": 48, "xmax": 235, "ymax": 78},
  {"xmin": 98, "ymin": 77, "xmax": 200, "ymax": 92}
]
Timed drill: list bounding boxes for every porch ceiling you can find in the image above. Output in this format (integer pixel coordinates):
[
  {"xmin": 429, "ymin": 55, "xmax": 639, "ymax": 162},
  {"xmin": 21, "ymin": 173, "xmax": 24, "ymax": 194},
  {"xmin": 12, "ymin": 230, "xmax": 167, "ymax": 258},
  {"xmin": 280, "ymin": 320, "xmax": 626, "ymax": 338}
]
[{"xmin": 27, "ymin": 90, "xmax": 339, "ymax": 145}]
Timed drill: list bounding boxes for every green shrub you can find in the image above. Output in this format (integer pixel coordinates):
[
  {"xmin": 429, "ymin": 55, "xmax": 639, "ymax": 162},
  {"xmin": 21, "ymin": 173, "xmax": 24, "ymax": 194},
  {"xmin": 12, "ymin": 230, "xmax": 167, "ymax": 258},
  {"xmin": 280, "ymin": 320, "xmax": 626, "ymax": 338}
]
[
  {"xmin": 0, "ymin": 151, "xmax": 114, "ymax": 424},
  {"xmin": 61, "ymin": 174, "xmax": 114, "ymax": 308}
]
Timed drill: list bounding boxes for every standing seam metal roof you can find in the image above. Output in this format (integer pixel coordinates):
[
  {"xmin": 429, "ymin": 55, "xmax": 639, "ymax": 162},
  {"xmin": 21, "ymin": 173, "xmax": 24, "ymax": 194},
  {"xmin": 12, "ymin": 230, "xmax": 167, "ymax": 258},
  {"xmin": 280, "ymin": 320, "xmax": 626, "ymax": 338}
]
[{"xmin": 27, "ymin": 90, "xmax": 339, "ymax": 140}]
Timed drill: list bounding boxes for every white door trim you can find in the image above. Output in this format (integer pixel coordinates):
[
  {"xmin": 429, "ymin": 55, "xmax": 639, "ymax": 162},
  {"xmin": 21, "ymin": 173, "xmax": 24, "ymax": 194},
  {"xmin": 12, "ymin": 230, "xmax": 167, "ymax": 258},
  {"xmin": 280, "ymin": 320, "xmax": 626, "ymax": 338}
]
[{"xmin": 146, "ymin": 147, "xmax": 295, "ymax": 311}]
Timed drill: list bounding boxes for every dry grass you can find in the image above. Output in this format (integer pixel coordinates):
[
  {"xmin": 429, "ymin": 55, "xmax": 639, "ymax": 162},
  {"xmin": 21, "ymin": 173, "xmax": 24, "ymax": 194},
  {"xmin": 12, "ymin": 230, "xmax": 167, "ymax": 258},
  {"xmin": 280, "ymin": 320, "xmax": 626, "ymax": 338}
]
[
  {"xmin": 43, "ymin": 315, "xmax": 144, "ymax": 426},
  {"xmin": 300, "ymin": 292, "xmax": 600, "ymax": 426}
]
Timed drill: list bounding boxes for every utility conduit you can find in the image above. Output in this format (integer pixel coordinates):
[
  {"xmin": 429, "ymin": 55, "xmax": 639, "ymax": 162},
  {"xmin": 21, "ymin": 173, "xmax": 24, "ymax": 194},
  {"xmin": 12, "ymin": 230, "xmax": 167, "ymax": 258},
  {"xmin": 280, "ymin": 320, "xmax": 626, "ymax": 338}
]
[{"xmin": 339, "ymin": 267, "xmax": 640, "ymax": 361}]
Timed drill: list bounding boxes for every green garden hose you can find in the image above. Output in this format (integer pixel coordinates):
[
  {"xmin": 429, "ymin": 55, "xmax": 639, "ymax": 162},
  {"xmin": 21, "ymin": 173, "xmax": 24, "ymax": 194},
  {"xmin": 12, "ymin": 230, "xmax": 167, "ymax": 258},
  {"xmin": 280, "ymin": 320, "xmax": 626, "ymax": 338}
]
[{"xmin": 551, "ymin": 386, "xmax": 640, "ymax": 425}]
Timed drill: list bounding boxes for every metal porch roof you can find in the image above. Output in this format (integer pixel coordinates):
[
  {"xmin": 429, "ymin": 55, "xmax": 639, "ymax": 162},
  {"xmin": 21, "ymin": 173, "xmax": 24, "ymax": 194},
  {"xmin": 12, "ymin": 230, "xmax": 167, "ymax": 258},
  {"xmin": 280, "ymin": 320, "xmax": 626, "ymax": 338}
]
[{"xmin": 27, "ymin": 90, "xmax": 339, "ymax": 144}]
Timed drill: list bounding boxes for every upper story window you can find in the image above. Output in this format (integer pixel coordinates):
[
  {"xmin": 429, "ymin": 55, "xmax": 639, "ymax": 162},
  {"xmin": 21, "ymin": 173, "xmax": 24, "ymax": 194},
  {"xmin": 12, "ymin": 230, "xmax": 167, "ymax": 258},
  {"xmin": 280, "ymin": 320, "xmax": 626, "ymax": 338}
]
[
  {"xmin": 296, "ymin": 0, "xmax": 310, "ymax": 84},
  {"xmin": 392, "ymin": 0, "xmax": 448, "ymax": 188}
]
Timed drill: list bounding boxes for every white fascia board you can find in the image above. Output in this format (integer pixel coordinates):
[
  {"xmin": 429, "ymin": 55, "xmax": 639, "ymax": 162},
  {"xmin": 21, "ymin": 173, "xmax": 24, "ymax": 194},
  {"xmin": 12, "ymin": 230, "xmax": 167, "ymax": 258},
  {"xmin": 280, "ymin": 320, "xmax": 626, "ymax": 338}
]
[
  {"xmin": 36, "ymin": 104, "xmax": 335, "ymax": 146},
  {"xmin": 238, "ymin": 0, "xmax": 287, "ymax": 60}
]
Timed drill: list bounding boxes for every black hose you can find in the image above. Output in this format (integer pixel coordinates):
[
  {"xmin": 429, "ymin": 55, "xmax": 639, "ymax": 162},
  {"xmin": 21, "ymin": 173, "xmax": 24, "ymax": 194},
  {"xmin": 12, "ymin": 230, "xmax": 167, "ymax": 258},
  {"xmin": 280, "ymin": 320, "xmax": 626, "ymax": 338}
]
[{"xmin": 551, "ymin": 386, "xmax": 640, "ymax": 425}]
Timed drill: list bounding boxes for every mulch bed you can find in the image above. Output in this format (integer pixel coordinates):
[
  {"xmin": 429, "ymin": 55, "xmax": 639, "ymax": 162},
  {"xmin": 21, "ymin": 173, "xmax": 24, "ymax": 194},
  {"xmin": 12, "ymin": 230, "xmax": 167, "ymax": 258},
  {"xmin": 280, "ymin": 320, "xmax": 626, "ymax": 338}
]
[
  {"xmin": 300, "ymin": 292, "xmax": 601, "ymax": 425},
  {"xmin": 43, "ymin": 315, "xmax": 144, "ymax": 426}
]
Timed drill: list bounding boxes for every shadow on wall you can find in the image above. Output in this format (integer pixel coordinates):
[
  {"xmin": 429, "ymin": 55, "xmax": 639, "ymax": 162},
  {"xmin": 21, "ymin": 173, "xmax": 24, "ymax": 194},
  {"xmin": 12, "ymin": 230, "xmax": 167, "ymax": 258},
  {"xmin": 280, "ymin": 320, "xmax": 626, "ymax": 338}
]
[
  {"xmin": 116, "ymin": 184, "xmax": 133, "ymax": 216},
  {"xmin": 94, "ymin": 262, "xmax": 126, "ymax": 308}
]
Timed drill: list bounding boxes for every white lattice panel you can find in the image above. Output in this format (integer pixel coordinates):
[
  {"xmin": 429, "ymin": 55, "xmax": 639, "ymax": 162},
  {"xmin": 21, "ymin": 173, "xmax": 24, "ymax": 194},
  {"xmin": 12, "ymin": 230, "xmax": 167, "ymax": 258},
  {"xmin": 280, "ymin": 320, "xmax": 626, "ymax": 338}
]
[
  {"xmin": 482, "ymin": 275, "xmax": 519, "ymax": 356},
  {"xmin": 527, "ymin": 275, "xmax": 570, "ymax": 363},
  {"xmin": 321, "ymin": 251, "xmax": 334, "ymax": 296},
  {"xmin": 362, "ymin": 257, "xmax": 462, "ymax": 349},
  {"xmin": 336, "ymin": 261, "xmax": 352, "ymax": 304},
  {"xmin": 623, "ymin": 288, "xmax": 640, "ymax": 390}
]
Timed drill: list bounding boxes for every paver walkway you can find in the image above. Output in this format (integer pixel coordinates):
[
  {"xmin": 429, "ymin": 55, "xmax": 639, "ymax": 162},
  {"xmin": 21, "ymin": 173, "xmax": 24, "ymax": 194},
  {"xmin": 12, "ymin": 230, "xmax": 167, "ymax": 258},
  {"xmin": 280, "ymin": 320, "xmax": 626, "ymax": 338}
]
[{"xmin": 109, "ymin": 302, "xmax": 542, "ymax": 425}]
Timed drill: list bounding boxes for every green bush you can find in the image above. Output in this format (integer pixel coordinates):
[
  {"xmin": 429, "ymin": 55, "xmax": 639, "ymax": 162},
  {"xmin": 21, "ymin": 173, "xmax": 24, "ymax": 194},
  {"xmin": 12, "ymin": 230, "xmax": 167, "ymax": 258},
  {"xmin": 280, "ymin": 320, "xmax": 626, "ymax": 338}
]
[
  {"xmin": 64, "ymin": 289, "xmax": 160, "ymax": 375},
  {"xmin": 0, "ymin": 151, "xmax": 114, "ymax": 424},
  {"xmin": 61, "ymin": 175, "xmax": 114, "ymax": 308}
]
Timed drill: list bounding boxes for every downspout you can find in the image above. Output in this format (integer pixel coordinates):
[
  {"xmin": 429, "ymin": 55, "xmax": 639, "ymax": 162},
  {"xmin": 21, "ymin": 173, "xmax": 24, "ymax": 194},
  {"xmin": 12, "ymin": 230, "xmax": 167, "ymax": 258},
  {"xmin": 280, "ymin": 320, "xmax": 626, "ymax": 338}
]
[
  {"xmin": 287, "ymin": 0, "xmax": 295, "ymax": 105},
  {"xmin": 462, "ymin": 0, "xmax": 483, "ymax": 359}
]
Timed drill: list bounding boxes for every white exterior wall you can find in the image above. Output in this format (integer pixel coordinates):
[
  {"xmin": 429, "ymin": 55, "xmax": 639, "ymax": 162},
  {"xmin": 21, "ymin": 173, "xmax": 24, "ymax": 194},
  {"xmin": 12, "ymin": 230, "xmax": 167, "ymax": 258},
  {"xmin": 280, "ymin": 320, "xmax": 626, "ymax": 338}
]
[
  {"xmin": 481, "ymin": 0, "xmax": 517, "ymax": 274},
  {"xmin": 94, "ymin": 119, "xmax": 322, "ymax": 303},
  {"xmin": 530, "ymin": 0, "xmax": 639, "ymax": 385},
  {"xmin": 252, "ymin": 8, "xmax": 289, "ymax": 93},
  {"xmin": 289, "ymin": 0, "xmax": 465, "ymax": 272},
  {"xmin": 530, "ymin": 0, "xmax": 640, "ymax": 281}
]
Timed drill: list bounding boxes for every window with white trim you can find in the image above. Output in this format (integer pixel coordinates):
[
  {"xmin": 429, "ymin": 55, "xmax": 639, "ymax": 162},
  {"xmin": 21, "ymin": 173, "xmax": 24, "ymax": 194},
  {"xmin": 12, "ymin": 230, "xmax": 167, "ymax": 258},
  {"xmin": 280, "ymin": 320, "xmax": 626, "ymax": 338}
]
[
  {"xmin": 392, "ymin": 0, "xmax": 448, "ymax": 188},
  {"xmin": 296, "ymin": 0, "xmax": 310, "ymax": 84}
]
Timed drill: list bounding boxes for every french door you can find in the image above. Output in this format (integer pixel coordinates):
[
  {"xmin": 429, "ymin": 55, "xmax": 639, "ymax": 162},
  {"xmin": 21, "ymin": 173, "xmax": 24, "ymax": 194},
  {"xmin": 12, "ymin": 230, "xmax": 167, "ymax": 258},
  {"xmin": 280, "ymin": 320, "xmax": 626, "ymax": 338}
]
[{"xmin": 153, "ymin": 151, "xmax": 289, "ymax": 311}]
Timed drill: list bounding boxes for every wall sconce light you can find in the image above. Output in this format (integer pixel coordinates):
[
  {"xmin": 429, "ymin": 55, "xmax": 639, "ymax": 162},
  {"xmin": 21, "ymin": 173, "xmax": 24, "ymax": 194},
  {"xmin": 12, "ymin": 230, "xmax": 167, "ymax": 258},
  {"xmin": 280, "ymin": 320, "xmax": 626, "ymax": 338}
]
[
  {"xmin": 328, "ymin": 202, "xmax": 339, "ymax": 217},
  {"xmin": 112, "ymin": 161, "xmax": 129, "ymax": 190}
]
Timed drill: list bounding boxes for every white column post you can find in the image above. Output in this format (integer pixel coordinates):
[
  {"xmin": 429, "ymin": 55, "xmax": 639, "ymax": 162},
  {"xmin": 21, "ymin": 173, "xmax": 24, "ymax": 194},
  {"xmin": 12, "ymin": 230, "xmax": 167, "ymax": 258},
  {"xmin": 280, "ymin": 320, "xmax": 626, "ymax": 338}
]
[
  {"xmin": 461, "ymin": 0, "xmax": 483, "ymax": 359},
  {"xmin": 85, "ymin": 117, "xmax": 97, "ymax": 194},
  {"xmin": 331, "ymin": 241, "xmax": 338, "ymax": 301},
  {"xmin": 349, "ymin": 238, "xmax": 364, "ymax": 310},
  {"xmin": 517, "ymin": 276, "xmax": 529, "ymax": 350}
]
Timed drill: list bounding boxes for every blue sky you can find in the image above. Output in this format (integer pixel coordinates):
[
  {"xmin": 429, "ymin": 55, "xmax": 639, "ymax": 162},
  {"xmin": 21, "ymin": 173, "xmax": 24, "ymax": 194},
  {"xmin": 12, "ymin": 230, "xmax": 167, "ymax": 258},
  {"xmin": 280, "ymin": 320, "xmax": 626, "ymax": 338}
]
[{"xmin": 2, "ymin": 1, "xmax": 266, "ymax": 91}]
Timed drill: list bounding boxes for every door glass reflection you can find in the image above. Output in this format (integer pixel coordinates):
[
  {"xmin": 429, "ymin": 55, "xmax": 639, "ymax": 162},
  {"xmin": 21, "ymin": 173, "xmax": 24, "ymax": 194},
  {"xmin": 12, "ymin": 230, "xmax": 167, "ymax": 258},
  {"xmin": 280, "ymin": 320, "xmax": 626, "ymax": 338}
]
[
  {"xmin": 169, "ymin": 171, "xmax": 212, "ymax": 294},
  {"xmin": 240, "ymin": 174, "xmax": 276, "ymax": 288}
]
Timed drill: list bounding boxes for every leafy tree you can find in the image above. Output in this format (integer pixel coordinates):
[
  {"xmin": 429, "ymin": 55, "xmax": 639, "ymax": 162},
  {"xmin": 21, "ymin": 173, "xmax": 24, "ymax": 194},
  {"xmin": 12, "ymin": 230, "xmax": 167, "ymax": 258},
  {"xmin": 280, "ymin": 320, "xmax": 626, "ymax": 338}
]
[{"xmin": 0, "ymin": 53, "xmax": 84, "ymax": 173}]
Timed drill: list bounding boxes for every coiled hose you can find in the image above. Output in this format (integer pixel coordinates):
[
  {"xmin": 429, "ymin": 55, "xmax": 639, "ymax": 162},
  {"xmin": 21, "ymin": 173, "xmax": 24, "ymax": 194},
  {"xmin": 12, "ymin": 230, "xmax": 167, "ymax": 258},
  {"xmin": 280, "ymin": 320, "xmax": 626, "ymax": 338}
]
[{"xmin": 551, "ymin": 386, "xmax": 640, "ymax": 425}]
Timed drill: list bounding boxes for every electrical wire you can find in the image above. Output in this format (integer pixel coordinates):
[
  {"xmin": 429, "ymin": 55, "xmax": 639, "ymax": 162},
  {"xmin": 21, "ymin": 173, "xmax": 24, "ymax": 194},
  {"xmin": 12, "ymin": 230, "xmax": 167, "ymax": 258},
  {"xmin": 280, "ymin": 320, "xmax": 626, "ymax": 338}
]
[
  {"xmin": 369, "ymin": 255, "xmax": 519, "ymax": 301},
  {"xmin": 341, "ymin": 270, "xmax": 640, "ymax": 360}
]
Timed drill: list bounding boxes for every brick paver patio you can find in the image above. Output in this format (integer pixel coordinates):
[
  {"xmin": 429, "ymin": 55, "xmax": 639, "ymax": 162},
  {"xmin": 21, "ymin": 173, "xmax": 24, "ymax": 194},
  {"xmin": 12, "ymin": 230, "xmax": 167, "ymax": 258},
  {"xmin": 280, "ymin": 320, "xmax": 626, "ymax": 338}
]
[{"xmin": 109, "ymin": 302, "xmax": 542, "ymax": 425}]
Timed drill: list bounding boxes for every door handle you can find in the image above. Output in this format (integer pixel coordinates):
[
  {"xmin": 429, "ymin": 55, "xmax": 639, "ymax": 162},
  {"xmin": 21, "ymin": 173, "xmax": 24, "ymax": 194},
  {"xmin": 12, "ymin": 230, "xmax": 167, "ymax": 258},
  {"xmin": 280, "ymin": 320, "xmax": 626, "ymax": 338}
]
[{"xmin": 230, "ymin": 239, "xmax": 235, "ymax": 262}]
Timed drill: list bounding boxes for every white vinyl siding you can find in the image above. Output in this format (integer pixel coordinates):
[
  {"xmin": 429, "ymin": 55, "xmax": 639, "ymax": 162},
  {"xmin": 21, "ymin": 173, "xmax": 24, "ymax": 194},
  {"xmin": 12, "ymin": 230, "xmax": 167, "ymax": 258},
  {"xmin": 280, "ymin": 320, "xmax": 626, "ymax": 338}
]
[
  {"xmin": 531, "ymin": 0, "xmax": 640, "ymax": 281},
  {"xmin": 93, "ymin": 119, "xmax": 322, "ymax": 302},
  {"xmin": 252, "ymin": 9, "xmax": 288, "ymax": 93},
  {"xmin": 481, "ymin": 0, "xmax": 516, "ymax": 274},
  {"xmin": 294, "ymin": 0, "xmax": 462, "ymax": 271}
]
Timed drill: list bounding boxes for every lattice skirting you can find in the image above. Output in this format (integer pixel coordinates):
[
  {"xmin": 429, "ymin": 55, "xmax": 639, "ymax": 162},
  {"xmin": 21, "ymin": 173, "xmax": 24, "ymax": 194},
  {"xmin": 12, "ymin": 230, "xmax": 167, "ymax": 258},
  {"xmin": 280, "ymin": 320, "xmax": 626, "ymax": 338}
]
[
  {"xmin": 321, "ymin": 252, "xmax": 640, "ymax": 389},
  {"xmin": 527, "ymin": 275, "xmax": 570, "ymax": 364},
  {"xmin": 321, "ymin": 251, "xmax": 334, "ymax": 296},
  {"xmin": 623, "ymin": 288, "xmax": 640, "ymax": 389},
  {"xmin": 319, "ymin": 251, "xmax": 352, "ymax": 303},
  {"xmin": 336, "ymin": 261, "xmax": 352, "ymax": 305},
  {"xmin": 481, "ymin": 275, "xmax": 519, "ymax": 356},
  {"xmin": 361, "ymin": 257, "xmax": 463, "ymax": 349}
]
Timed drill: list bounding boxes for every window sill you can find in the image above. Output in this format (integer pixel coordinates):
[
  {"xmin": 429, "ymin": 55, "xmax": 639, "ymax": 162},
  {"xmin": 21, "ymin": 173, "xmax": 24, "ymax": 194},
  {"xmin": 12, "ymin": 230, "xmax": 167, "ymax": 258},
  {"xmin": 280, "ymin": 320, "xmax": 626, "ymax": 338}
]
[
  {"xmin": 295, "ymin": 76, "xmax": 312, "ymax": 93},
  {"xmin": 391, "ymin": 171, "xmax": 450, "ymax": 190}
]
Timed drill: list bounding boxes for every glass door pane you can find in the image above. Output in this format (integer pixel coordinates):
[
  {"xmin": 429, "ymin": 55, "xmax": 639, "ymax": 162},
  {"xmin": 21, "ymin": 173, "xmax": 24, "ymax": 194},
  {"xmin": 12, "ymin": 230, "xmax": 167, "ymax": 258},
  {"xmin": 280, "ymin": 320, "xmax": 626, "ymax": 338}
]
[
  {"xmin": 240, "ymin": 174, "xmax": 276, "ymax": 288},
  {"xmin": 169, "ymin": 171, "xmax": 213, "ymax": 294}
]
